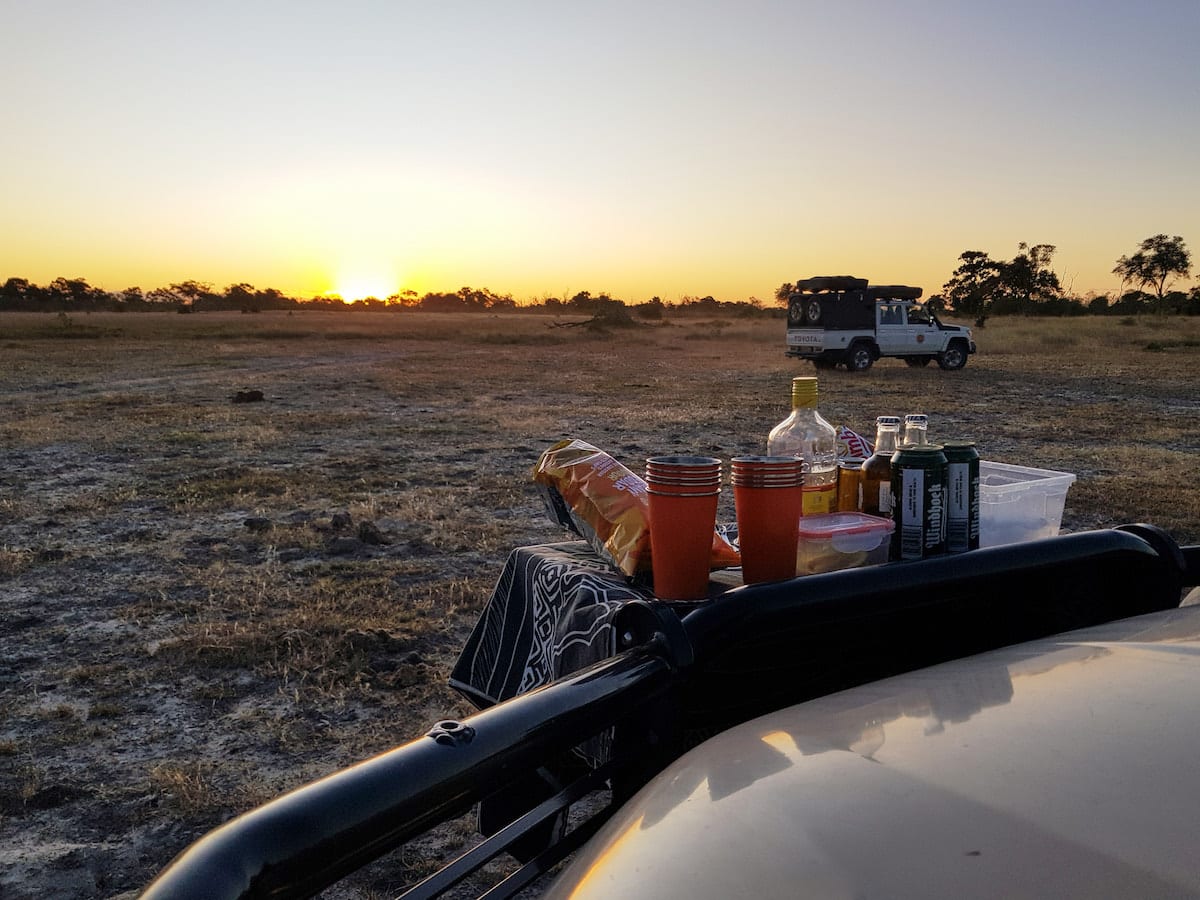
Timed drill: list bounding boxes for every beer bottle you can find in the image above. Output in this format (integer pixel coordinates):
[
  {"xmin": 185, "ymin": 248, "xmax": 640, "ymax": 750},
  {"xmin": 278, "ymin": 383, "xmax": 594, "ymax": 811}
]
[
  {"xmin": 902, "ymin": 413, "xmax": 929, "ymax": 446},
  {"xmin": 862, "ymin": 416, "xmax": 901, "ymax": 516},
  {"xmin": 767, "ymin": 376, "xmax": 838, "ymax": 515}
]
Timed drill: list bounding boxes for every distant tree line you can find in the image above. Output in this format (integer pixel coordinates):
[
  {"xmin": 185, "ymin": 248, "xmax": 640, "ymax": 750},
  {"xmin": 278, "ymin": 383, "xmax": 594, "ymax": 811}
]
[
  {"xmin": 5, "ymin": 234, "xmax": 1194, "ymax": 319},
  {"xmin": 0, "ymin": 277, "xmax": 311, "ymax": 313},
  {"xmin": 0, "ymin": 277, "xmax": 775, "ymax": 318}
]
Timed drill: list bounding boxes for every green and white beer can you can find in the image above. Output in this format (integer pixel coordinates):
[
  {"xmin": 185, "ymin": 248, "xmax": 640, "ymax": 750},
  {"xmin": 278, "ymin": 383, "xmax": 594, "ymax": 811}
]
[
  {"xmin": 891, "ymin": 444, "xmax": 948, "ymax": 561},
  {"xmin": 943, "ymin": 441, "xmax": 981, "ymax": 553}
]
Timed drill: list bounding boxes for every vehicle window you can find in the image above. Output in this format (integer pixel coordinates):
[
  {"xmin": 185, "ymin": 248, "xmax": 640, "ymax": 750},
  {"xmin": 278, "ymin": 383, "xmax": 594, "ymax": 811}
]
[
  {"xmin": 880, "ymin": 304, "xmax": 899, "ymax": 325},
  {"xmin": 909, "ymin": 307, "xmax": 930, "ymax": 325}
]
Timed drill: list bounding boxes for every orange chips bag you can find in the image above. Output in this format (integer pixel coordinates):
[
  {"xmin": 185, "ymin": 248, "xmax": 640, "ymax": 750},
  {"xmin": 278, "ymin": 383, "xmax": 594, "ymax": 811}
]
[{"xmin": 533, "ymin": 439, "xmax": 741, "ymax": 578}]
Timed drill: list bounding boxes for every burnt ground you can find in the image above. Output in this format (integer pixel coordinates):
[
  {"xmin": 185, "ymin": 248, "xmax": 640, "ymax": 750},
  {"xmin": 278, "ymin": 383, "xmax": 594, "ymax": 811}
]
[{"xmin": 1, "ymin": 311, "xmax": 1197, "ymax": 898}]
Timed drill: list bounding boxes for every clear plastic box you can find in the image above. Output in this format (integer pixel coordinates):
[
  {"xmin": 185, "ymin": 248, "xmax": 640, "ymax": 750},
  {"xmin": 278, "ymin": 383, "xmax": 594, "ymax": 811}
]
[
  {"xmin": 796, "ymin": 512, "xmax": 894, "ymax": 575},
  {"xmin": 980, "ymin": 461, "xmax": 1077, "ymax": 548}
]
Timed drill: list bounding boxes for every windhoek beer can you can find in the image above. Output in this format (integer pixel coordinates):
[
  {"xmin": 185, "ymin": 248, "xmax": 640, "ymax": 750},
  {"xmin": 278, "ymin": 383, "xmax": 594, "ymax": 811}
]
[
  {"xmin": 891, "ymin": 444, "xmax": 948, "ymax": 561},
  {"xmin": 943, "ymin": 441, "xmax": 980, "ymax": 553}
]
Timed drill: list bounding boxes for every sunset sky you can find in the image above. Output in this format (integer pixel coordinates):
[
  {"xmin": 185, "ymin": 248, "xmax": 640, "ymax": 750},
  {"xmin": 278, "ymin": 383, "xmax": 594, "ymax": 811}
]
[{"xmin": 3, "ymin": 1, "xmax": 1198, "ymax": 303}]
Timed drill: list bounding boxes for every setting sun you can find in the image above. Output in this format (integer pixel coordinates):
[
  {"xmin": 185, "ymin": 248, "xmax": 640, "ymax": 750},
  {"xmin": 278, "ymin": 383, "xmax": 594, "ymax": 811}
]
[{"xmin": 329, "ymin": 270, "xmax": 401, "ymax": 303}]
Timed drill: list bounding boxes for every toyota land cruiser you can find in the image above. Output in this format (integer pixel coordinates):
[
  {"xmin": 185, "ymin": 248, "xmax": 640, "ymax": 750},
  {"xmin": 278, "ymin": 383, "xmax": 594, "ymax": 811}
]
[{"xmin": 786, "ymin": 275, "xmax": 976, "ymax": 371}]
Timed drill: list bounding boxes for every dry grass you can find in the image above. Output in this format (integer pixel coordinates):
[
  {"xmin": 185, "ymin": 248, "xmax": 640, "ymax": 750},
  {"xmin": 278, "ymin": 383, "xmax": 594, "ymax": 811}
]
[
  {"xmin": 0, "ymin": 546, "xmax": 36, "ymax": 577},
  {"xmin": 0, "ymin": 308, "xmax": 1198, "ymax": 898}
]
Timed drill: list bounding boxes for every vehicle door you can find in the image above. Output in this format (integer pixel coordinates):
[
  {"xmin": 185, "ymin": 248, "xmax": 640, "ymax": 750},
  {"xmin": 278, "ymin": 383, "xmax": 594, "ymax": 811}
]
[
  {"xmin": 875, "ymin": 303, "xmax": 907, "ymax": 354},
  {"xmin": 904, "ymin": 305, "xmax": 941, "ymax": 354}
]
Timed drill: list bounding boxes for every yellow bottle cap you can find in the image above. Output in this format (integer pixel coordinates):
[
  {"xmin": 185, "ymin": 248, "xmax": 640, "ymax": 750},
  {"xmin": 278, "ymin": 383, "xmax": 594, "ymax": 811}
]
[{"xmin": 790, "ymin": 376, "xmax": 818, "ymax": 408}]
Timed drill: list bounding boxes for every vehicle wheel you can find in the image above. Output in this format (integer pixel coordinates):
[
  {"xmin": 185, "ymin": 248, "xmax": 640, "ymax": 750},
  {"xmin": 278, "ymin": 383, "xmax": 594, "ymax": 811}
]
[
  {"xmin": 788, "ymin": 299, "xmax": 805, "ymax": 325},
  {"xmin": 905, "ymin": 356, "xmax": 932, "ymax": 367},
  {"xmin": 845, "ymin": 343, "xmax": 875, "ymax": 372},
  {"xmin": 937, "ymin": 341, "xmax": 968, "ymax": 370},
  {"xmin": 805, "ymin": 298, "xmax": 822, "ymax": 324}
]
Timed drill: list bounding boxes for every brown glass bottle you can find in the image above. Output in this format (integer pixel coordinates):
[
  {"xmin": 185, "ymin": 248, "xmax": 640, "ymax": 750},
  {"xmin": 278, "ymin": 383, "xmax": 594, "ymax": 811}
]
[{"xmin": 861, "ymin": 416, "xmax": 901, "ymax": 516}]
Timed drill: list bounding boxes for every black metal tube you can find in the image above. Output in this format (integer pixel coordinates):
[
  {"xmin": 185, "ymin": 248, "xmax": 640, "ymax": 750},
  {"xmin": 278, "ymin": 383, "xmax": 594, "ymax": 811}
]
[
  {"xmin": 143, "ymin": 648, "xmax": 673, "ymax": 900},
  {"xmin": 672, "ymin": 527, "xmax": 1190, "ymax": 732}
]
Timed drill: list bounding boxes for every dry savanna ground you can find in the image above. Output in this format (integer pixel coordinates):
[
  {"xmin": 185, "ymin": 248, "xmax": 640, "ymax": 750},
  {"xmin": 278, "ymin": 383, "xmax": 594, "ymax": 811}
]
[{"xmin": 1, "ymin": 309, "xmax": 1198, "ymax": 898}]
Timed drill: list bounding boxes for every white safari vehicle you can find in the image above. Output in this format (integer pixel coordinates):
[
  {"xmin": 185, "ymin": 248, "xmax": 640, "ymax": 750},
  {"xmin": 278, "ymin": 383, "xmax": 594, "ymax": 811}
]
[
  {"xmin": 786, "ymin": 275, "xmax": 976, "ymax": 371},
  {"xmin": 145, "ymin": 525, "xmax": 1199, "ymax": 899}
]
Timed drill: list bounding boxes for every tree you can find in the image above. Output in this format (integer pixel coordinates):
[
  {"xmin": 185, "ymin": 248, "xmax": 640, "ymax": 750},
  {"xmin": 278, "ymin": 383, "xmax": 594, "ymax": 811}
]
[
  {"xmin": 635, "ymin": 296, "xmax": 665, "ymax": 320},
  {"xmin": 256, "ymin": 287, "xmax": 289, "ymax": 310},
  {"xmin": 774, "ymin": 282, "xmax": 795, "ymax": 306},
  {"xmin": 0, "ymin": 277, "xmax": 33, "ymax": 310},
  {"xmin": 225, "ymin": 282, "xmax": 257, "ymax": 311},
  {"xmin": 386, "ymin": 289, "xmax": 420, "ymax": 308},
  {"xmin": 49, "ymin": 276, "xmax": 103, "ymax": 310},
  {"xmin": 419, "ymin": 291, "xmax": 457, "ymax": 311},
  {"xmin": 939, "ymin": 243, "xmax": 1063, "ymax": 318},
  {"xmin": 1113, "ymin": 235, "xmax": 1191, "ymax": 306},
  {"xmin": 939, "ymin": 251, "xmax": 1002, "ymax": 319},
  {"xmin": 1188, "ymin": 284, "xmax": 1200, "ymax": 315},
  {"xmin": 1110, "ymin": 290, "xmax": 1151, "ymax": 316},
  {"xmin": 168, "ymin": 280, "xmax": 216, "ymax": 311},
  {"xmin": 567, "ymin": 290, "xmax": 593, "ymax": 313},
  {"xmin": 147, "ymin": 285, "xmax": 188, "ymax": 309},
  {"xmin": 998, "ymin": 243, "xmax": 1061, "ymax": 311}
]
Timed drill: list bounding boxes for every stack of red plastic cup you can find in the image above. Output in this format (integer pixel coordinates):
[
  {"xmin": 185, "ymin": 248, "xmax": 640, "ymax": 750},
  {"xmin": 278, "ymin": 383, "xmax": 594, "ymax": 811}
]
[
  {"xmin": 644, "ymin": 456, "xmax": 722, "ymax": 601},
  {"xmin": 730, "ymin": 455, "xmax": 805, "ymax": 584}
]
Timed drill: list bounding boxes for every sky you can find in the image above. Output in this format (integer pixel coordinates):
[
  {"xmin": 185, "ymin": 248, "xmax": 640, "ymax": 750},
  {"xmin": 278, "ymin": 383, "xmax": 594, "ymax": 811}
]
[{"xmin": 2, "ymin": 0, "xmax": 1198, "ymax": 303}]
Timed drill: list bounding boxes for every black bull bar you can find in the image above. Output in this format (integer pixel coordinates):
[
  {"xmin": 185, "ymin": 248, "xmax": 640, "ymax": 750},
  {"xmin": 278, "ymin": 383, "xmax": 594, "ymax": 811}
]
[{"xmin": 144, "ymin": 525, "xmax": 1198, "ymax": 899}]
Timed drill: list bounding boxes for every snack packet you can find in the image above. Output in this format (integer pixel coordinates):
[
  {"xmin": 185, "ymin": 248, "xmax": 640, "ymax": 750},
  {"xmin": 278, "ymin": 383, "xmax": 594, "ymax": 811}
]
[
  {"xmin": 533, "ymin": 439, "xmax": 740, "ymax": 578},
  {"xmin": 836, "ymin": 425, "xmax": 873, "ymax": 459}
]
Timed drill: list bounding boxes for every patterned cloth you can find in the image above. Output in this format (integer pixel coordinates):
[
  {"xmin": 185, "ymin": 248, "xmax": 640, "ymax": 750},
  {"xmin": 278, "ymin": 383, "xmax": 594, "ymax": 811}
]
[{"xmin": 449, "ymin": 542, "xmax": 654, "ymax": 709}]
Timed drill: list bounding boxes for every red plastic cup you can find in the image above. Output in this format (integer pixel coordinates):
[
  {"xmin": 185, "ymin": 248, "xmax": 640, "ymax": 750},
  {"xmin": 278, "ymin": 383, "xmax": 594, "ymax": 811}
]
[
  {"xmin": 646, "ymin": 456, "xmax": 722, "ymax": 481},
  {"xmin": 648, "ymin": 458, "xmax": 720, "ymax": 600},
  {"xmin": 645, "ymin": 455, "xmax": 722, "ymax": 499},
  {"xmin": 731, "ymin": 457, "xmax": 804, "ymax": 584},
  {"xmin": 647, "ymin": 487, "xmax": 720, "ymax": 601},
  {"xmin": 730, "ymin": 455, "xmax": 803, "ymax": 482},
  {"xmin": 646, "ymin": 457, "xmax": 722, "ymax": 601},
  {"xmin": 645, "ymin": 479, "xmax": 722, "ymax": 495}
]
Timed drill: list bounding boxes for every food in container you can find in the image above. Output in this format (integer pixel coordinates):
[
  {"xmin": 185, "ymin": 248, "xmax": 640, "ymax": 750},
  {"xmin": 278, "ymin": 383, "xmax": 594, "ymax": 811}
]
[{"xmin": 796, "ymin": 512, "xmax": 895, "ymax": 575}]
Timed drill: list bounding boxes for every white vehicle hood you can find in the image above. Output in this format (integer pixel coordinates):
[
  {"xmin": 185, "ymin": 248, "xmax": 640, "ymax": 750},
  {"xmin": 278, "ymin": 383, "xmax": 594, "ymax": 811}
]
[{"xmin": 547, "ymin": 604, "xmax": 1200, "ymax": 899}]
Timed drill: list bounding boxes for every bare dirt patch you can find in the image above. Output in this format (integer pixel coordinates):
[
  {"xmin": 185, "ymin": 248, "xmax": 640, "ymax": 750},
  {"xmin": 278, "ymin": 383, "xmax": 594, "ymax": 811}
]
[{"xmin": 1, "ymin": 310, "xmax": 1197, "ymax": 898}]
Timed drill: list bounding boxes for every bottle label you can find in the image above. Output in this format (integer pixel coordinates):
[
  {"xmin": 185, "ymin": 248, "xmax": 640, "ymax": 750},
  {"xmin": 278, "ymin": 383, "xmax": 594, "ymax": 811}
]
[
  {"xmin": 945, "ymin": 461, "xmax": 980, "ymax": 552},
  {"xmin": 802, "ymin": 484, "xmax": 837, "ymax": 516},
  {"xmin": 946, "ymin": 461, "xmax": 968, "ymax": 551},
  {"xmin": 899, "ymin": 468, "xmax": 925, "ymax": 559},
  {"xmin": 878, "ymin": 483, "xmax": 894, "ymax": 515}
]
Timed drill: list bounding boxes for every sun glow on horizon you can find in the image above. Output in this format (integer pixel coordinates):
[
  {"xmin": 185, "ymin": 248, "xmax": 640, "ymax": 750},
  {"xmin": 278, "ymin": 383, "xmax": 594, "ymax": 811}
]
[{"xmin": 330, "ymin": 270, "xmax": 402, "ymax": 303}]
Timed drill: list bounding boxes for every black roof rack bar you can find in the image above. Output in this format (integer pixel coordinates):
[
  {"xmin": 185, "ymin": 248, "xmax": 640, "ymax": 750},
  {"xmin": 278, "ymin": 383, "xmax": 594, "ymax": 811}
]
[
  {"xmin": 475, "ymin": 781, "xmax": 618, "ymax": 900},
  {"xmin": 671, "ymin": 526, "xmax": 1195, "ymax": 735},
  {"xmin": 399, "ymin": 758, "xmax": 618, "ymax": 900}
]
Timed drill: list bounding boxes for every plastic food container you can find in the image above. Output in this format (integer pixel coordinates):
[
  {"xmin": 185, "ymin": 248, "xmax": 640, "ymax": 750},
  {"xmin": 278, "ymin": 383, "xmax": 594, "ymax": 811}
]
[
  {"xmin": 979, "ymin": 461, "xmax": 1077, "ymax": 548},
  {"xmin": 796, "ymin": 512, "xmax": 895, "ymax": 575}
]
